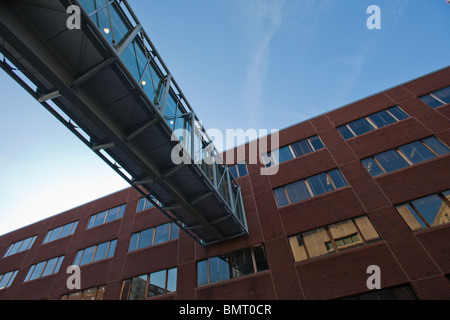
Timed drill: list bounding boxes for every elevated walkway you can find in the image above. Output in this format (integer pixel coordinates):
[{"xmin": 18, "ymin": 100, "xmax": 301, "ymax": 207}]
[{"xmin": 0, "ymin": 0, "xmax": 248, "ymax": 246}]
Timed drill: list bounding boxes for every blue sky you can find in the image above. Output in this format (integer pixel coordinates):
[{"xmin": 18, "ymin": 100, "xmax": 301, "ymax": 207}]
[{"xmin": 0, "ymin": 0, "xmax": 449, "ymax": 236}]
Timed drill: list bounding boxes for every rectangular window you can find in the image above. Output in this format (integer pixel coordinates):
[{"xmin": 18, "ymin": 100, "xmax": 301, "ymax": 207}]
[
  {"xmin": 43, "ymin": 221, "xmax": 78, "ymax": 244},
  {"xmin": 338, "ymin": 106, "xmax": 410, "ymax": 140},
  {"xmin": 197, "ymin": 244, "xmax": 269, "ymax": 286},
  {"xmin": 0, "ymin": 270, "xmax": 18, "ymax": 290},
  {"xmin": 274, "ymin": 169, "xmax": 348, "ymax": 207},
  {"xmin": 137, "ymin": 197, "xmax": 155, "ymax": 212},
  {"xmin": 61, "ymin": 286, "xmax": 106, "ymax": 300},
  {"xmin": 395, "ymin": 190, "xmax": 450, "ymax": 231},
  {"xmin": 363, "ymin": 137, "xmax": 450, "ymax": 177},
  {"xmin": 288, "ymin": 216, "xmax": 380, "ymax": 262},
  {"xmin": 264, "ymin": 135, "xmax": 324, "ymax": 167},
  {"xmin": 228, "ymin": 162, "xmax": 248, "ymax": 179},
  {"xmin": 420, "ymin": 86, "xmax": 450, "ymax": 108},
  {"xmin": 87, "ymin": 204, "xmax": 126, "ymax": 229},
  {"xmin": 128, "ymin": 222, "xmax": 179, "ymax": 252},
  {"xmin": 119, "ymin": 268, "xmax": 177, "ymax": 300},
  {"xmin": 74, "ymin": 240, "xmax": 117, "ymax": 267},
  {"xmin": 24, "ymin": 256, "xmax": 64, "ymax": 282},
  {"xmin": 3, "ymin": 236, "xmax": 37, "ymax": 258}
]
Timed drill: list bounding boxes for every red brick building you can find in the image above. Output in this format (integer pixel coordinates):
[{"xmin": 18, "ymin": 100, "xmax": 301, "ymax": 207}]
[{"xmin": 1, "ymin": 66, "xmax": 449, "ymax": 301}]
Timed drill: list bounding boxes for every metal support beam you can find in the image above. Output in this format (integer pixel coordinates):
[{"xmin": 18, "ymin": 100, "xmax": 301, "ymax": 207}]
[
  {"xmin": 92, "ymin": 142, "xmax": 115, "ymax": 151},
  {"xmin": 159, "ymin": 73, "xmax": 172, "ymax": 114},
  {"xmin": 38, "ymin": 90, "xmax": 60, "ymax": 102},
  {"xmin": 116, "ymin": 24, "xmax": 142, "ymax": 56},
  {"xmin": 124, "ymin": 117, "xmax": 158, "ymax": 142},
  {"xmin": 72, "ymin": 57, "xmax": 116, "ymax": 87}
]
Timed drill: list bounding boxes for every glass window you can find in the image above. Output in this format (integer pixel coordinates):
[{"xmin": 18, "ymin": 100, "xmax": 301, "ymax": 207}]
[
  {"xmin": 237, "ymin": 162, "xmax": 248, "ymax": 177},
  {"xmin": 130, "ymin": 275, "xmax": 147, "ymax": 300},
  {"xmin": 309, "ymin": 136, "xmax": 325, "ymax": 151},
  {"xmin": 412, "ymin": 195, "xmax": 449, "ymax": 227},
  {"xmin": 291, "ymin": 140, "xmax": 313, "ymax": 157},
  {"xmin": 230, "ymin": 248, "xmax": 254, "ymax": 278},
  {"xmin": 368, "ymin": 110, "xmax": 397, "ymax": 128},
  {"xmin": 60, "ymin": 223, "xmax": 73, "ymax": 239},
  {"xmin": 374, "ymin": 150, "xmax": 409, "ymax": 173},
  {"xmin": 147, "ymin": 270, "xmax": 166, "ymax": 298},
  {"xmin": 93, "ymin": 242, "xmax": 109, "ymax": 262},
  {"xmin": 253, "ymin": 245, "xmax": 269, "ymax": 272},
  {"xmin": 209, "ymin": 256, "xmax": 231, "ymax": 284},
  {"xmin": 129, "ymin": 233, "xmax": 139, "ymax": 251},
  {"xmin": 348, "ymin": 118, "xmax": 375, "ymax": 136},
  {"xmin": 167, "ymin": 268, "xmax": 177, "ymax": 293},
  {"xmin": 420, "ymin": 95, "xmax": 444, "ymax": 108},
  {"xmin": 274, "ymin": 187, "xmax": 289, "ymax": 207},
  {"xmin": 388, "ymin": 106, "xmax": 409, "ymax": 121},
  {"xmin": 154, "ymin": 224, "xmax": 170, "ymax": 244},
  {"xmin": 0, "ymin": 271, "xmax": 18, "ymax": 290},
  {"xmin": 362, "ymin": 158, "xmax": 384, "ymax": 177},
  {"xmin": 137, "ymin": 228, "xmax": 154, "ymax": 250},
  {"xmin": 228, "ymin": 165, "xmax": 238, "ymax": 179},
  {"xmin": 92, "ymin": 211, "xmax": 107, "ymax": 228},
  {"xmin": 433, "ymin": 86, "xmax": 450, "ymax": 104},
  {"xmin": 423, "ymin": 137, "xmax": 450, "ymax": 156},
  {"xmin": 170, "ymin": 223, "xmax": 180, "ymax": 240},
  {"xmin": 302, "ymin": 228, "xmax": 333, "ymax": 259},
  {"xmin": 105, "ymin": 207, "xmax": 119, "ymax": 223},
  {"xmin": 307, "ymin": 173, "xmax": 335, "ymax": 196},
  {"xmin": 285, "ymin": 180, "xmax": 311, "ymax": 203},
  {"xmin": 80, "ymin": 246, "xmax": 96, "ymax": 266},
  {"xmin": 399, "ymin": 141, "xmax": 436, "ymax": 164},
  {"xmin": 48, "ymin": 226, "xmax": 63, "ymax": 243},
  {"xmin": 29, "ymin": 261, "xmax": 46, "ymax": 281},
  {"xmin": 278, "ymin": 146, "xmax": 294, "ymax": 163},
  {"xmin": 107, "ymin": 240, "xmax": 117, "ymax": 259},
  {"xmin": 396, "ymin": 203, "xmax": 426, "ymax": 231},
  {"xmin": 197, "ymin": 260, "xmax": 208, "ymax": 286},
  {"xmin": 338, "ymin": 125, "xmax": 355, "ymax": 140},
  {"xmin": 328, "ymin": 169, "xmax": 347, "ymax": 189},
  {"xmin": 41, "ymin": 257, "xmax": 59, "ymax": 277}
]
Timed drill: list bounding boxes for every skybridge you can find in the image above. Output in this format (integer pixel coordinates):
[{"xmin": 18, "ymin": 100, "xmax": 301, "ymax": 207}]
[{"xmin": 0, "ymin": 0, "xmax": 248, "ymax": 246}]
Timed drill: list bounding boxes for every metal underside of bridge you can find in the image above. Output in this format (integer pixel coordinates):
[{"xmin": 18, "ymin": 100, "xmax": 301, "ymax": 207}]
[{"xmin": 0, "ymin": 0, "xmax": 248, "ymax": 246}]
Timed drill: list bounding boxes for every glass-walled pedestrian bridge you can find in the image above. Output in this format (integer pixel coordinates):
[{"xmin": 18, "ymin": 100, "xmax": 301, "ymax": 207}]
[{"xmin": 0, "ymin": 0, "xmax": 248, "ymax": 246}]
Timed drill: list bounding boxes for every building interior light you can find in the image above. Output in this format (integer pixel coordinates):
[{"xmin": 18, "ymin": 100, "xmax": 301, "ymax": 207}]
[
  {"xmin": 141, "ymin": 80, "xmax": 147, "ymax": 86},
  {"xmin": 104, "ymin": 28, "xmax": 110, "ymax": 34}
]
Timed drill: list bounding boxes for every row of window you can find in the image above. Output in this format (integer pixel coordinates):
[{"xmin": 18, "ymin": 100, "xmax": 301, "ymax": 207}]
[
  {"xmin": 289, "ymin": 216, "xmax": 381, "ymax": 262},
  {"xmin": 420, "ymin": 86, "xmax": 450, "ymax": 109},
  {"xmin": 43, "ymin": 221, "xmax": 78, "ymax": 244},
  {"xmin": 61, "ymin": 286, "xmax": 106, "ymax": 300},
  {"xmin": 396, "ymin": 190, "xmax": 450, "ymax": 231},
  {"xmin": 24, "ymin": 256, "xmax": 64, "ymax": 282},
  {"xmin": 119, "ymin": 268, "xmax": 177, "ymax": 300},
  {"xmin": 197, "ymin": 244, "xmax": 269, "ymax": 286},
  {"xmin": 129, "ymin": 222, "xmax": 179, "ymax": 252},
  {"xmin": 3, "ymin": 236, "xmax": 37, "ymax": 258},
  {"xmin": 338, "ymin": 106, "xmax": 409, "ymax": 140},
  {"xmin": 263, "ymin": 135, "xmax": 325, "ymax": 167},
  {"xmin": 0, "ymin": 270, "xmax": 18, "ymax": 290},
  {"xmin": 73, "ymin": 240, "xmax": 117, "ymax": 267},
  {"xmin": 362, "ymin": 136, "xmax": 450, "ymax": 177},
  {"xmin": 87, "ymin": 204, "xmax": 126, "ymax": 229},
  {"xmin": 274, "ymin": 169, "xmax": 348, "ymax": 207}
]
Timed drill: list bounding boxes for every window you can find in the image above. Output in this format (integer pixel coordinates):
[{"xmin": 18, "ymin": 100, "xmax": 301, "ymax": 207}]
[
  {"xmin": 228, "ymin": 162, "xmax": 248, "ymax": 179},
  {"xmin": 73, "ymin": 240, "xmax": 117, "ymax": 267},
  {"xmin": 264, "ymin": 135, "xmax": 324, "ymax": 167},
  {"xmin": 119, "ymin": 268, "xmax": 177, "ymax": 300},
  {"xmin": 274, "ymin": 169, "xmax": 348, "ymax": 207},
  {"xmin": 362, "ymin": 137, "xmax": 450, "ymax": 177},
  {"xmin": 137, "ymin": 197, "xmax": 154, "ymax": 212},
  {"xmin": 420, "ymin": 86, "xmax": 450, "ymax": 108},
  {"xmin": 342, "ymin": 285, "xmax": 417, "ymax": 300},
  {"xmin": 0, "ymin": 270, "xmax": 18, "ymax": 290},
  {"xmin": 338, "ymin": 106, "xmax": 409, "ymax": 140},
  {"xmin": 129, "ymin": 222, "xmax": 179, "ymax": 252},
  {"xmin": 288, "ymin": 216, "xmax": 380, "ymax": 262},
  {"xmin": 3, "ymin": 236, "xmax": 37, "ymax": 258},
  {"xmin": 24, "ymin": 256, "xmax": 64, "ymax": 282},
  {"xmin": 61, "ymin": 286, "xmax": 106, "ymax": 300},
  {"xmin": 396, "ymin": 190, "xmax": 450, "ymax": 231},
  {"xmin": 87, "ymin": 204, "xmax": 126, "ymax": 229},
  {"xmin": 197, "ymin": 244, "xmax": 269, "ymax": 286},
  {"xmin": 43, "ymin": 221, "xmax": 78, "ymax": 244}
]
